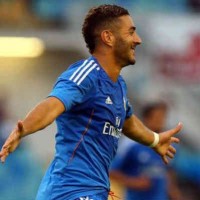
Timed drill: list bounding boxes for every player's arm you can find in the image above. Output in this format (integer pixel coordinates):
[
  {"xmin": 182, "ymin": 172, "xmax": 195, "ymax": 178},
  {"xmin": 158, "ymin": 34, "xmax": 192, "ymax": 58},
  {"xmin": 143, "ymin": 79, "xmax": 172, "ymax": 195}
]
[
  {"xmin": 123, "ymin": 115, "xmax": 182, "ymax": 164},
  {"xmin": 0, "ymin": 97, "xmax": 65, "ymax": 163},
  {"xmin": 19, "ymin": 97, "xmax": 65, "ymax": 136}
]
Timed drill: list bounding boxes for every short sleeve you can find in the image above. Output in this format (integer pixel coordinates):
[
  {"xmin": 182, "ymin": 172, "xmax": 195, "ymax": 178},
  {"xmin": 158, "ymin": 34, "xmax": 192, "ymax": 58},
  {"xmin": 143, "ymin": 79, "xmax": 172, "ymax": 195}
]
[{"xmin": 48, "ymin": 60, "xmax": 98, "ymax": 110}]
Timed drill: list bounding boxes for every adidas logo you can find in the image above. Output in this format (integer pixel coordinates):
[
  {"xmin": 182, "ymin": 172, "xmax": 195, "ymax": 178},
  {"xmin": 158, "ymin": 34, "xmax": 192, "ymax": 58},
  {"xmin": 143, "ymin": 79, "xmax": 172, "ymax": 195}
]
[{"xmin": 105, "ymin": 96, "xmax": 113, "ymax": 104}]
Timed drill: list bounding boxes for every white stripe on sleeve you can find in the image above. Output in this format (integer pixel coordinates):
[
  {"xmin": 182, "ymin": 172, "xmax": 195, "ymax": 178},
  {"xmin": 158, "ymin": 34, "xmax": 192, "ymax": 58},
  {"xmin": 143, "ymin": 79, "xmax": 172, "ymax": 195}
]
[
  {"xmin": 73, "ymin": 60, "xmax": 94, "ymax": 83},
  {"xmin": 69, "ymin": 59, "xmax": 88, "ymax": 81},
  {"xmin": 77, "ymin": 64, "xmax": 98, "ymax": 85}
]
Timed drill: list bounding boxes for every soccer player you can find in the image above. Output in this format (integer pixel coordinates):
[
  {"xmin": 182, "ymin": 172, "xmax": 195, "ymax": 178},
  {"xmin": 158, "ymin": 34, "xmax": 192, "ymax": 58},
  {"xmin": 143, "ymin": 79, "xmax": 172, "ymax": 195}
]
[
  {"xmin": 110, "ymin": 102, "xmax": 182, "ymax": 200},
  {"xmin": 0, "ymin": 5, "xmax": 182, "ymax": 200}
]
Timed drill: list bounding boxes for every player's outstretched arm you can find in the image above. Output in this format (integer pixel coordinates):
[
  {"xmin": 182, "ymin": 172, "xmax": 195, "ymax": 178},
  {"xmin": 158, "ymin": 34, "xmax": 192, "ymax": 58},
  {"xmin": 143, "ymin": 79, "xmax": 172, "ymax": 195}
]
[
  {"xmin": 0, "ymin": 97, "xmax": 65, "ymax": 163},
  {"xmin": 123, "ymin": 115, "xmax": 183, "ymax": 164}
]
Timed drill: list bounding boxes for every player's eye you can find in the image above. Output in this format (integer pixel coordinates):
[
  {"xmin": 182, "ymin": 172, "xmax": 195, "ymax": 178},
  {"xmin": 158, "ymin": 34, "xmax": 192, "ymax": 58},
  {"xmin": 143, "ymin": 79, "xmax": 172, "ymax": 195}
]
[{"xmin": 129, "ymin": 30, "xmax": 135, "ymax": 35}]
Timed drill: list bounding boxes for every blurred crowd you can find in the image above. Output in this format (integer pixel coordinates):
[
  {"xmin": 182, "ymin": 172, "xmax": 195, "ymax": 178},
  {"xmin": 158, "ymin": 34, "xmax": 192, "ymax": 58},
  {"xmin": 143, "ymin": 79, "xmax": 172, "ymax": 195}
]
[
  {"xmin": 0, "ymin": 0, "xmax": 199, "ymax": 29},
  {"xmin": 0, "ymin": 98, "xmax": 43, "ymax": 200}
]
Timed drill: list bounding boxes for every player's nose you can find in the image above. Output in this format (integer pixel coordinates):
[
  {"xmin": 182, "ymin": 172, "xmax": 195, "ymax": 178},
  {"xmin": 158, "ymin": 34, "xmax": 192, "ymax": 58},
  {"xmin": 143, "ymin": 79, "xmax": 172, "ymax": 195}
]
[{"xmin": 134, "ymin": 32, "xmax": 142, "ymax": 45}]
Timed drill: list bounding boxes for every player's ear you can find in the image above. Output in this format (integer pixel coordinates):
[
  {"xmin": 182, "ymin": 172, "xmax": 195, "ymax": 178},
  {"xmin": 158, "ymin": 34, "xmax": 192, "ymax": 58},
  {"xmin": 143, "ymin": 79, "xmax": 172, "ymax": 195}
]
[{"xmin": 100, "ymin": 30, "xmax": 115, "ymax": 47}]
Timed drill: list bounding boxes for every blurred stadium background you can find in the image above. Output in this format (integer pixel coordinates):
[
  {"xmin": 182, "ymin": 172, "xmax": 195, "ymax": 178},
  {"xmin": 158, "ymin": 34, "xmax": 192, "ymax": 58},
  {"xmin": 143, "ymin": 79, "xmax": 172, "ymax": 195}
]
[{"xmin": 0, "ymin": 0, "xmax": 200, "ymax": 199}]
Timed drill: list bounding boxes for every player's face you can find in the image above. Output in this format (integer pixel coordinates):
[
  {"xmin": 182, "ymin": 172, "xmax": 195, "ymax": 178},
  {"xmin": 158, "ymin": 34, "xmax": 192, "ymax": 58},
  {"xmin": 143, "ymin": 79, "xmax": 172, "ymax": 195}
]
[{"xmin": 113, "ymin": 15, "xmax": 142, "ymax": 67}]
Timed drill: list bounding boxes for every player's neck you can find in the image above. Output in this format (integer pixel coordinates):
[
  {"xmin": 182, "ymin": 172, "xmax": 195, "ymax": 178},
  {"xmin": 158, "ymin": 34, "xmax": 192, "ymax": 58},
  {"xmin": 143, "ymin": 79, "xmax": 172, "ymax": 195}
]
[{"xmin": 92, "ymin": 53, "xmax": 121, "ymax": 83}]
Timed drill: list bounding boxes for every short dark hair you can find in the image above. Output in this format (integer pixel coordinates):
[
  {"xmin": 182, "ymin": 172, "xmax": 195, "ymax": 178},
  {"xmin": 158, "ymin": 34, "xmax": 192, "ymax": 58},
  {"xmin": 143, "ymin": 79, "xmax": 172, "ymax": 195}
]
[
  {"xmin": 142, "ymin": 102, "xmax": 168, "ymax": 119},
  {"xmin": 82, "ymin": 4, "xmax": 129, "ymax": 54}
]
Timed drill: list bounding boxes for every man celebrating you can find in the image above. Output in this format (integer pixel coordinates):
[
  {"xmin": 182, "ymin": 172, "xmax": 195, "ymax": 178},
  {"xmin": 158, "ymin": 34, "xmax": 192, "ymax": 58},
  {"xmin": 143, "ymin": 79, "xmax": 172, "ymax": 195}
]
[{"xmin": 0, "ymin": 4, "xmax": 182, "ymax": 200}]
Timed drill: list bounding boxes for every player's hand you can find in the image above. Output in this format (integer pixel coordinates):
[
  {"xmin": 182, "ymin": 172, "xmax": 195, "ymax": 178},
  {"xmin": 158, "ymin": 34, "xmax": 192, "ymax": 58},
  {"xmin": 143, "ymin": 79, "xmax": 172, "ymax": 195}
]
[
  {"xmin": 0, "ymin": 121, "xmax": 24, "ymax": 163},
  {"xmin": 153, "ymin": 122, "xmax": 183, "ymax": 164}
]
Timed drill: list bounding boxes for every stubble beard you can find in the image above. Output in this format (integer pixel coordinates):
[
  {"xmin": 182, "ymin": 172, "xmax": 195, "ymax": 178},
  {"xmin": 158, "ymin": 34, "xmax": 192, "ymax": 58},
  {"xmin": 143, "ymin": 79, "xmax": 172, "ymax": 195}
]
[{"xmin": 113, "ymin": 37, "xmax": 136, "ymax": 68}]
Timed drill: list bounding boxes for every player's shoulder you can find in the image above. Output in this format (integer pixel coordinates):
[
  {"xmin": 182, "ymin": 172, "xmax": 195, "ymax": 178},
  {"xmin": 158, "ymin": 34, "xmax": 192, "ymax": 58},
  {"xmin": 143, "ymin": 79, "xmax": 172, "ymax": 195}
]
[{"xmin": 58, "ymin": 57, "xmax": 100, "ymax": 85}]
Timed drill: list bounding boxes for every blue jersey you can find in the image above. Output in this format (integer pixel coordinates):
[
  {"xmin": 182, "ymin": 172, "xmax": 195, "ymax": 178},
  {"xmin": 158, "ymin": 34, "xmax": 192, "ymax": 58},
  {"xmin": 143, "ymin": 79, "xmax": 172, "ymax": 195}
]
[
  {"xmin": 36, "ymin": 56, "xmax": 133, "ymax": 200},
  {"xmin": 111, "ymin": 140, "xmax": 168, "ymax": 200}
]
